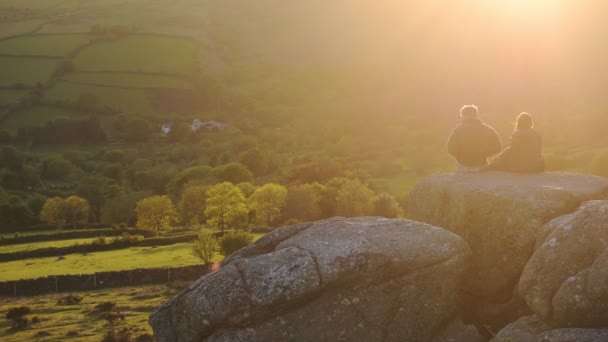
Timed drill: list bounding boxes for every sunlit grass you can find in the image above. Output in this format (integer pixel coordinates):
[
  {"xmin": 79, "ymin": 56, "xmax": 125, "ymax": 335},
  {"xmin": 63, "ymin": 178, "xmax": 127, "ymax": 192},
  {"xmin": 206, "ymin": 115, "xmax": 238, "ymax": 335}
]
[{"xmin": 0, "ymin": 283, "xmax": 176, "ymax": 342}]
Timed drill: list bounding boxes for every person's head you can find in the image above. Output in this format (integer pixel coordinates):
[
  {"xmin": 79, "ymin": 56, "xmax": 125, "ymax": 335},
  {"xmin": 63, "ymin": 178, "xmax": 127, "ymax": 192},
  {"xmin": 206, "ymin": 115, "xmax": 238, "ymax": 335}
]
[
  {"xmin": 459, "ymin": 105, "xmax": 478, "ymax": 119},
  {"xmin": 516, "ymin": 112, "xmax": 534, "ymax": 130}
]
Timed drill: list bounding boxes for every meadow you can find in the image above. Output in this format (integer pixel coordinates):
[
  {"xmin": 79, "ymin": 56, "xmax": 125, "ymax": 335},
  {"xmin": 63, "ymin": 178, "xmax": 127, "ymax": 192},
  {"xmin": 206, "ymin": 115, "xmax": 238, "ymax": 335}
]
[
  {"xmin": 2, "ymin": 105, "xmax": 83, "ymax": 132},
  {"xmin": 0, "ymin": 34, "xmax": 90, "ymax": 57},
  {"xmin": 0, "ymin": 57, "xmax": 57, "ymax": 86},
  {"xmin": 63, "ymin": 72, "xmax": 192, "ymax": 89},
  {"xmin": 0, "ymin": 283, "xmax": 173, "ymax": 341},
  {"xmin": 73, "ymin": 35, "xmax": 200, "ymax": 74}
]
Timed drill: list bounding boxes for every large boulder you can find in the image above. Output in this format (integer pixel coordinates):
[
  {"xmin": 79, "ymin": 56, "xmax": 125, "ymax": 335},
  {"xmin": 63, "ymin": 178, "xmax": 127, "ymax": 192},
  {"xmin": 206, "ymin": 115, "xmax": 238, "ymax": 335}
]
[
  {"xmin": 408, "ymin": 172, "xmax": 608, "ymax": 298},
  {"xmin": 150, "ymin": 217, "xmax": 473, "ymax": 342},
  {"xmin": 492, "ymin": 315, "xmax": 608, "ymax": 342},
  {"xmin": 519, "ymin": 200, "xmax": 608, "ymax": 327}
]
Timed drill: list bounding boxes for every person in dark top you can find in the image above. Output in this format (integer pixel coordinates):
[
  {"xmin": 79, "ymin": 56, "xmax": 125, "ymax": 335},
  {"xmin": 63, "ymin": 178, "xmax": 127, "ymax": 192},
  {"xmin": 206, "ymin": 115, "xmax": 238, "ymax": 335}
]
[
  {"xmin": 447, "ymin": 105, "xmax": 502, "ymax": 172},
  {"xmin": 483, "ymin": 112, "xmax": 545, "ymax": 173}
]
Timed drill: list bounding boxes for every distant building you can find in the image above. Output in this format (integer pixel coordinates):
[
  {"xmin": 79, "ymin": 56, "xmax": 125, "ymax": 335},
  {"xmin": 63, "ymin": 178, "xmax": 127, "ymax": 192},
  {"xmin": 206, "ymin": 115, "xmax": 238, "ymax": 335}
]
[
  {"xmin": 161, "ymin": 123, "xmax": 172, "ymax": 135},
  {"xmin": 192, "ymin": 120, "xmax": 230, "ymax": 132}
]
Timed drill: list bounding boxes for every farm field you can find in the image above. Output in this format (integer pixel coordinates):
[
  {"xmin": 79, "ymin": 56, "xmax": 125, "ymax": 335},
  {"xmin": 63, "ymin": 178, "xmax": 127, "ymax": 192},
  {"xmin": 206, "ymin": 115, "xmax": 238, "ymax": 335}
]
[
  {"xmin": 1, "ymin": 105, "xmax": 83, "ymax": 132},
  {"xmin": 0, "ymin": 57, "xmax": 57, "ymax": 86},
  {"xmin": 0, "ymin": 19, "xmax": 46, "ymax": 39},
  {"xmin": 0, "ymin": 238, "xmax": 100, "ymax": 254},
  {"xmin": 0, "ymin": 243, "xmax": 203, "ymax": 281},
  {"xmin": 0, "ymin": 283, "xmax": 174, "ymax": 342},
  {"xmin": 63, "ymin": 71, "xmax": 192, "ymax": 89},
  {"xmin": 45, "ymin": 81, "xmax": 157, "ymax": 114},
  {"xmin": 0, "ymin": 34, "xmax": 90, "ymax": 57},
  {"xmin": 73, "ymin": 35, "xmax": 200, "ymax": 74},
  {"xmin": 0, "ymin": 228, "xmax": 111, "ymax": 239},
  {"xmin": 0, "ymin": 89, "xmax": 28, "ymax": 105}
]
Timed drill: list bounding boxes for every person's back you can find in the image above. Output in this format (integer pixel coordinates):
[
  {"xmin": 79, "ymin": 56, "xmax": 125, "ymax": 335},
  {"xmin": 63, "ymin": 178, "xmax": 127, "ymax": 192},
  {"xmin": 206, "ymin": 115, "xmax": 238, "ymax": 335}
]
[
  {"xmin": 506, "ymin": 114, "xmax": 544, "ymax": 172},
  {"xmin": 447, "ymin": 105, "xmax": 502, "ymax": 169}
]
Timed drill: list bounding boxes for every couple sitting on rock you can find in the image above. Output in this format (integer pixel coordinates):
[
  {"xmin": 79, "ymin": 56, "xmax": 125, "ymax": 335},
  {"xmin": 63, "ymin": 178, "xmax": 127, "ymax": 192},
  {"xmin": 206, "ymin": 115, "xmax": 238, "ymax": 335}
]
[{"xmin": 447, "ymin": 104, "xmax": 545, "ymax": 173}]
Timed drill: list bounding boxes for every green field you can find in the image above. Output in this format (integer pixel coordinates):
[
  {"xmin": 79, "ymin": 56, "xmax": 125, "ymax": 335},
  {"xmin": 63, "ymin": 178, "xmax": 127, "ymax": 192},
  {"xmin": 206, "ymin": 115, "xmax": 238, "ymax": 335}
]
[
  {"xmin": 0, "ymin": 57, "xmax": 57, "ymax": 86},
  {"xmin": 0, "ymin": 19, "xmax": 46, "ymax": 39},
  {"xmin": 0, "ymin": 243, "xmax": 204, "ymax": 281},
  {"xmin": 0, "ymin": 89, "xmax": 28, "ymax": 106},
  {"xmin": 64, "ymin": 71, "xmax": 191, "ymax": 89},
  {"xmin": 45, "ymin": 82, "xmax": 156, "ymax": 114},
  {"xmin": 74, "ymin": 35, "xmax": 200, "ymax": 74},
  {"xmin": 0, "ymin": 284, "xmax": 172, "ymax": 342},
  {"xmin": 0, "ymin": 238, "xmax": 99, "ymax": 254},
  {"xmin": 1, "ymin": 105, "xmax": 83, "ymax": 133},
  {"xmin": 0, "ymin": 34, "xmax": 90, "ymax": 57}
]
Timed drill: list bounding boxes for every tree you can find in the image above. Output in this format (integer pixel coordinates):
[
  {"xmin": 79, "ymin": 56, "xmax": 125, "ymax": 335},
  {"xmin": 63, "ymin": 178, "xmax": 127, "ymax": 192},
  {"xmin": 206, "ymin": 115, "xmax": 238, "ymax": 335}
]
[
  {"xmin": 205, "ymin": 182, "xmax": 248, "ymax": 233},
  {"xmin": 101, "ymin": 191, "xmax": 149, "ymax": 226},
  {"xmin": 191, "ymin": 232, "xmax": 218, "ymax": 264},
  {"xmin": 250, "ymin": 183, "xmax": 287, "ymax": 226},
  {"xmin": 371, "ymin": 192, "xmax": 404, "ymax": 218},
  {"xmin": 214, "ymin": 163, "xmax": 253, "ymax": 184},
  {"xmin": 335, "ymin": 179, "xmax": 375, "ymax": 217},
  {"xmin": 179, "ymin": 185, "xmax": 208, "ymax": 226},
  {"xmin": 135, "ymin": 195, "xmax": 178, "ymax": 231},
  {"xmin": 64, "ymin": 195, "xmax": 90, "ymax": 228},
  {"xmin": 284, "ymin": 184, "xmax": 324, "ymax": 222},
  {"xmin": 40, "ymin": 197, "xmax": 67, "ymax": 228}
]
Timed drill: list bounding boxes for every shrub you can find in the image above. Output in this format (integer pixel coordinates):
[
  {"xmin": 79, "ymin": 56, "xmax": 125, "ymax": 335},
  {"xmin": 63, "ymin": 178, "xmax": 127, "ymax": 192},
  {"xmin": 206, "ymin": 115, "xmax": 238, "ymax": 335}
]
[
  {"xmin": 6, "ymin": 306, "xmax": 31, "ymax": 320},
  {"xmin": 191, "ymin": 232, "xmax": 218, "ymax": 264},
  {"xmin": 219, "ymin": 231, "xmax": 253, "ymax": 256},
  {"xmin": 106, "ymin": 311, "xmax": 126, "ymax": 324},
  {"xmin": 57, "ymin": 294, "xmax": 83, "ymax": 305},
  {"xmin": 93, "ymin": 236, "xmax": 107, "ymax": 246},
  {"xmin": 101, "ymin": 328, "xmax": 132, "ymax": 342},
  {"xmin": 94, "ymin": 301, "xmax": 116, "ymax": 313}
]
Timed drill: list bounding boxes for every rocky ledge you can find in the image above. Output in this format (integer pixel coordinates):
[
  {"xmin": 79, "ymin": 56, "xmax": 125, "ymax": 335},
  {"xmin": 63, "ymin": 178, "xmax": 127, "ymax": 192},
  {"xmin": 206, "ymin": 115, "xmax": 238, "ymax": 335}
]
[{"xmin": 150, "ymin": 217, "xmax": 474, "ymax": 342}]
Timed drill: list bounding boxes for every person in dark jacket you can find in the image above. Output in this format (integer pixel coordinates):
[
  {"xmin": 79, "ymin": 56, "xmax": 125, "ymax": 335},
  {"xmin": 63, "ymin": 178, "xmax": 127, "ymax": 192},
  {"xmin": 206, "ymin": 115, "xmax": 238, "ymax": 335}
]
[
  {"xmin": 483, "ymin": 112, "xmax": 544, "ymax": 172},
  {"xmin": 447, "ymin": 105, "xmax": 502, "ymax": 172}
]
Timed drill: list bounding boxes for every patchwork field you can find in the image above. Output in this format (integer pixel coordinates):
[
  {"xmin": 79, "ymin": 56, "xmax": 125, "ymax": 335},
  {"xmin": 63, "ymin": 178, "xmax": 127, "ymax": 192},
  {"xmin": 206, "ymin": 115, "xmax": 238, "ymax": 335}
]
[
  {"xmin": 45, "ymin": 82, "xmax": 157, "ymax": 114},
  {"xmin": 73, "ymin": 35, "xmax": 200, "ymax": 74},
  {"xmin": 0, "ymin": 34, "xmax": 90, "ymax": 57},
  {"xmin": 0, "ymin": 283, "xmax": 173, "ymax": 342},
  {"xmin": 0, "ymin": 19, "xmax": 46, "ymax": 39},
  {"xmin": 63, "ymin": 71, "xmax": 191, "ymax": 89},
  {"xmin": 0, "ymin": 89, "xmax": 28, "ymax": 106},
  {"xmin": 1, "ymin": 105, "xmax": 82, "ymax": 132},
  {"xmin": 0, "ymin": 57, "xmax": 57, "ymax": 86}
]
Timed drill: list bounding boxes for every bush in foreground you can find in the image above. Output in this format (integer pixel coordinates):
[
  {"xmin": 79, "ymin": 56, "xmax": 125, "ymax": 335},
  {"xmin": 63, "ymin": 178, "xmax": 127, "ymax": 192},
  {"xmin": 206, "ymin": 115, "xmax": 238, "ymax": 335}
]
[
  {"xmin": 219, "ymin": 230, "xmax": 253, "ymax": 256},
  {"xmin": 191, "ymin": 232, "xmax": 218, "ymax": 264}
]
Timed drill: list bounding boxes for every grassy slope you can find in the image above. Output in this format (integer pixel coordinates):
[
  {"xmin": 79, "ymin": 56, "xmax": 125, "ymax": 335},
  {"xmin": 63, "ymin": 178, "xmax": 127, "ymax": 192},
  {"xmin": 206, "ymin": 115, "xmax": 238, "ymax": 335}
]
[
  {"xmin": 0, "ymin": 57, "xmax": 57, "ymax": 86},
  {"xmin": 73, "ymin": 35, "xmax": 199, "ymax": 74},
  {"xmin": 0, "ymin": 283, "xmax": 175, "ymax": 342},
  {"xmin": 0, "ymin": 34, "xmax": 90, "ymax": 57},
  {"xmin": 2, "ymin": 105, "xmax": 83, "ymax": 132}
]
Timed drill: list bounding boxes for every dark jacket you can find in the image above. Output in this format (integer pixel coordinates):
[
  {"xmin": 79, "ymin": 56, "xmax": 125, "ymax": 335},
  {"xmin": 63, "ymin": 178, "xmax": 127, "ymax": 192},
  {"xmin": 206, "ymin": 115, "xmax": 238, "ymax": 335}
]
[
  {"xmin": 506, "ymin": 128, "xmax": 544, "ymax": 172},
  {"xmin": 447, "ymin": 118, "xmax": 502, "ymax": 167}
]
